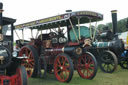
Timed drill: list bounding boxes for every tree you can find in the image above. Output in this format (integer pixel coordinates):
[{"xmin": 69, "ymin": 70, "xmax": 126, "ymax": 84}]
[{"xmin": 97, "ymin": 17, "xmax": 128, "ymax": 33}]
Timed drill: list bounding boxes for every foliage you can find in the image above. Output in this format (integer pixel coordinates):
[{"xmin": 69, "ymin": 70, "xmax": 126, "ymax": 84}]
[{"xmin": 97, "ymin": 17, "xmax": 128, "ymax": 33}]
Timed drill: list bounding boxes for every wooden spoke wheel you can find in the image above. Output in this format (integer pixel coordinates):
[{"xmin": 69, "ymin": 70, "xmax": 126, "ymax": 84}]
[
  {"xmin": 99, "ymin": 50, "xmax": 118, "ymax": 73},
  {"xmin": 16, "ymin": 66, "xmax": 28, "ymax": 85},
  {"xmin": 77, "ymin": 52, "xmax": 97, "ymax": 80},
  {"xmin": 120, "ymin": 60, "xmax": 128, "ymax": 69},
  {"xmin": 19, "ymin": 45, "xmax": 39, "ymax": 77},
  {"xmin": 54, "ymin": 53, "xmax": 74, "ymax": 83}
]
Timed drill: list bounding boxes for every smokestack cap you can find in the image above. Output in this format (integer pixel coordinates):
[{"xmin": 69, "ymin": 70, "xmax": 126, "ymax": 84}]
[
  {"xmin": 111, "ymin": 10, "xmax": 117, "ymax": 13},
  {"xmin": 66, "ymin": 10, "xmax": 72, "ymax": 13}
]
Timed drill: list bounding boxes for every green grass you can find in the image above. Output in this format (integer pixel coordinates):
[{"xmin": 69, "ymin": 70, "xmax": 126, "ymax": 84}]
[{"xmin": 28, "ymin": 66, "xmax": 128, "ymax": 85}]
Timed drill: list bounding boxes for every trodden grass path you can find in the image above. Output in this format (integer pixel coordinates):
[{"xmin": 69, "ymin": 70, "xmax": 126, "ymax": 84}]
[{"xmin": 28, "ymin": 66, "xmax": 128, "ymax": 85}]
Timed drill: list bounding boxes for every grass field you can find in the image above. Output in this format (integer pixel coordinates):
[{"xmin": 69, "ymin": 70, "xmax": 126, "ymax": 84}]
[{"xmin": 28, "ymin": 66, "xmax": 128, "ymax": 85}]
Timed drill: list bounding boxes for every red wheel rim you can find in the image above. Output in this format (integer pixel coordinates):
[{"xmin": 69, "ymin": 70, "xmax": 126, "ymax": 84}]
[
  {"xmin": 54, "ymin": 56, "xmax": 70, "ymax": 82},
  {"xmin": 16, "ymin": 68, "xmax": 22, "ymax": 85},
  {"xmin": 19, "ymin": 47, "xmax": 34, "ymax": 77},
  {"xmin": 77, "ymin": 54, "xmax": 95, "ymax": 79}
]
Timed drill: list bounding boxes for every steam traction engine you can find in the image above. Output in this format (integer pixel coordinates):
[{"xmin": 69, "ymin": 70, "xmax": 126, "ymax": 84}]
[
  {"xmin": 0, "ymin": 2, "xmax": 27, "ymax": 85},
  {"xmin": 90, "ymin": 10, "xmax": 126, "ymax": 73},
  {"xmin": 14, "ymin": 10, "xmax": 103, "ymax": 82}
]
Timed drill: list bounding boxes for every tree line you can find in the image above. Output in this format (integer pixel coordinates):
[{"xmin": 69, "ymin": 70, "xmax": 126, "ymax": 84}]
[{"xmin": 97, "ymin": 17, "xmax": 128, "ymax": 33}]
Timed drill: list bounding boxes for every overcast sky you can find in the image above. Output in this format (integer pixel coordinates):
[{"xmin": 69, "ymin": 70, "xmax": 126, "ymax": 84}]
[
  {"xmin": 1, "ymin": 0, "xmax": 128, "ymax": 41},
  {"xmin": 1, "ymin": 0, "xmax": 128, "ymax": 25}
]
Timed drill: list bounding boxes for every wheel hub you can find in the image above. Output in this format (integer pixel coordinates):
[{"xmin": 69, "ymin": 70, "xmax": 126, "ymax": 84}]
[
  {"xmin": 85, "ymin": 64, "xmax": 89, "ymax": 68},
  {"xmin": 60, "ymin": 66, "xmax": 63, "ymax": 69},
  {"xmin": 26, "ymin": 60, "xmax": 29, "ymax": 63}
]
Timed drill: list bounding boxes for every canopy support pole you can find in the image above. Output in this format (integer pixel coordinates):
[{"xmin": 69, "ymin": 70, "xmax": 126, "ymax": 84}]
[
  {"xmin": 36, "ymin": 30, "xmax": 39, "ymax": 38},
  {"xmin": 22, "ymin": 29, "xmax": 24, "ymax": 43},
  {"xmin": 69, "ymin": 19, "xmax": 79, "ymax": 43},
  {"xmin": 78, "ymin": 18, "xmax": 81, "ymax": 40},
  {"xmin": 89, "ymin": 19, "xmax": 92, "ymax": 39},
  {"xmin": 41, "ymin": 28, "xmax": 43, "ymax": 41},
  {"xmin": 14, "ymin": 30, "xmax": 21, "ymax": 40},
  {"xmin": 31, "ymin": 29, "xmax": 34, "ymax": 39},
  {"xmin": 92, "ymin": 21, "xmax": 97, "ymax": 42}
]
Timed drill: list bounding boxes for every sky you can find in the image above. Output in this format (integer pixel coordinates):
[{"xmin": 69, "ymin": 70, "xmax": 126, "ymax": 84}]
[
  {"xmin": 1, "ymin": 0, "xmax": 128, "ymax": 25},
  {"xmin": 1, "ymin": 0, "xmax": 128, "ymax": 41}
]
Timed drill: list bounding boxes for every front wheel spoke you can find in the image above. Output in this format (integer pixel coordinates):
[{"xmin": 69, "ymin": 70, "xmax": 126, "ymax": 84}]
[
  {"xmin": 107, "ymin": 65, "xmax": 109, "ymax": 71},
  {"xmin": 28, "ymin": 59, "xmax": 34, "ymax": 63},
  {"xmin": 86, "ymin": 69, "xmax": 89, "ymax": 77},
  {"xmin": 103, "ymin": 63, "xmax": 106, "ymax": 68},
  {"xmin": 60, "ymin": 72, "xmax": 64, "ymax": 79},
  {"xmin": 108, "ymin": 64, "xmax": 112, "ymax": 70},
  {"xmin": 57, "ymin": 59, "xmax": 61, "ymax": 66},
  {"xmin": 28, "ymin": 52, "xmax": 32, "ymax": 57},
  {"xmin": 89, "ymin": 61, "xmax": 94, "ymax": 64},
  {"xmin": 87, "ymin": 56, "xmax": 91, "ymax": 64},
  {"xmin": 78, "ymin": 63, "xmax": 84, "ymax": 68},
  {"xmin": 65, "ymin": 71, "xmax": 68, "ymax": 77},
  {"xmin": 87, "ymin": 69, "xmax": 92, "ymax": 76},
  {"xmin": 28, "ymin": 63, "xmax": 33, "ymax": 68},
  {"xmin": 25, "ymin": 49, "xmax": 29, "ymax": 56},
  {"xmin": 82, "ymin": 56, "xmax": 85, "ymax": 63},
  {"xmin": 56, "ymin": 64, "xmax": 61, "ymax": 67},
  {"xmin": 57, "ymin": 69, "xmax": 61, "ymax": 72},
  {"xmin": 30, "ymin": 62, "xmax": 34, "ymax": 67},
  {"xmin": 82, "ymin": 69, "xmax": 86, "ymax": 74},
  {"xmin": 109, "ymin": 64, "xmax": 114, "ymax": 68},
  {"xmin": 62, "ymin": 59, "xmax": 66, "ymax": 66},
  {"xmin": 65, "ymin": 69, "xmax": 70, "ymax": 73},
  {"xmin": 89, "ymin": 66, "xmax": 94, "ymax": 69},
  {"xmin": 64, "ymin": 65, "xmax": 70, "ymax": 69}
]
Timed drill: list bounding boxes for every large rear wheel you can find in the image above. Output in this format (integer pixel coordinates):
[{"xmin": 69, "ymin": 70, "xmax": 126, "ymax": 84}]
[
  {"xmin": 77, "ymin": 52, "xmax": 97, "ymax": 79},
  {"xmin": 54, "ymin": 53, "xmax": 74, "ymax": 83},
  {"xmin": 99, "ymin": 50, "xmax": 118, "ymax": 73},
  {"xmin": 18, "ymin": 45, "xmax": 39, "ymax": 77}
]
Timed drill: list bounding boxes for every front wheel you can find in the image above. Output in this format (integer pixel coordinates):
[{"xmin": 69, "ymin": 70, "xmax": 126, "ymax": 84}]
[
  {"xmin": 120, "ymin": 59, "xmax": 128, "ymax": 69},
  {"xmin": 54, "ymin": 53, "xmax": 74, "ymax": 83},
  {"xmin": 99, "ymin": 50, "xmax": 118, "ymax": 73},
  {"xmin": 18, "ymin": 45, "xmax": 39, "ymax": 77},
  {"xmin": 16, "ymin": 65, "xmax": 28, "ymax": 85},
  {"xmin": 77, "ymin": 52, "xmax": 98, "ymax": 79}
]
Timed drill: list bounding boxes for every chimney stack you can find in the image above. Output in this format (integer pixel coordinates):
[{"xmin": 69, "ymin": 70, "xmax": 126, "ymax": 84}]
[{"xmin": 111, "ymin": 10, "xmax": 117, "ymax": 35}]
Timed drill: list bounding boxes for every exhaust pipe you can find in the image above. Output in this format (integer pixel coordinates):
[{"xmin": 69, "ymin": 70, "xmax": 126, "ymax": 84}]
[{"xmin": 111, "ymin": 10, "xmax": 117, "ymax": 35}]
